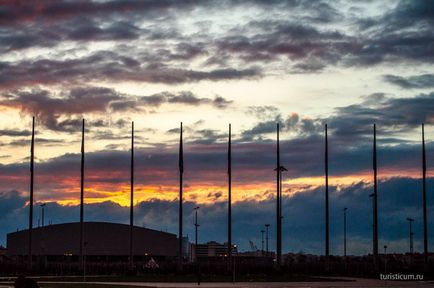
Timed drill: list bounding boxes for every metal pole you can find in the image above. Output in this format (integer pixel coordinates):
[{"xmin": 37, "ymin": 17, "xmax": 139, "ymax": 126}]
[
  {"xmin": 80, "ymin": 118, "xmax": 85, "ymax": 270},
  {"xmin": 344, "ymin": 208, "xmax": 347, "ymax": 258},
  {"xmin": 422, "ymin": 123, "xmax": 428, "ymax": 266},
  {"xmin": 194, "ymin": 206, "xmax": 200, "ymax": 285},
  {"xmin": 278, "ymin": 166, "xmax": 287, "ymax": 257},
  {"xmin": 228, "ymin": 124, "xmax": 232, "ymax": 268},
  {"xmin": 179, "ymin": 122, "xmax": 184, "ymax": 270},
  {"xmin": 369, "ymin": 193, "xmax": 375, "ymax": 264},
  {"xmin": 384, "ymin": 245, "xmax": 387, "ymax": 275},
  {"xmin": 407, "ymin": 218, "xmax": 414, "ymax": 255},
  {"xmin": 194, "ymin": 207, "xmax": 200, "ymax": 253},
  {"xmin": 40, "ymin": 203, "xmax": 46, "ymax": 227},
  {"xmin": 325, "ymin": 124, "xmax": 329, "ymax": 269},
  {"xmin": 28, "ymin": 116, "xmax": 35, "ymax": 270},
  {"xmin": 265, "ymin": 224, "xmax": 270, "ymax": 257},
  {"xmin": 261, "ymin": 230, "xmax": 265, "ymax": 256},
  {"xmin": 276, "ymin": 123, "xmax": 281, "ymax": 267},
  {"xmin": 129, "ymin": 121, "xmax": 134, "ymax": 269},
  {"xmin": 373, "ymin": 124, "xmax": 379, "ymax": 270}
]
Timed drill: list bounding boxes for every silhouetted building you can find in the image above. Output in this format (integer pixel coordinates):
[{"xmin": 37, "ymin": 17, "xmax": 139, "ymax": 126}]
[
  {"xmin": 182, "ymin": 236, "xmax": 189, "ymax": 259},
  {"xmin": 191, "ymin": 241, "xmax": 237, "ymax": 261},
  {"xmin": 0, "ymin": 246, "xmax": 6, "ymax": 256},
  {"xmin": 7, "ymin": 222, "xmax": 176, "ymax": 262}
]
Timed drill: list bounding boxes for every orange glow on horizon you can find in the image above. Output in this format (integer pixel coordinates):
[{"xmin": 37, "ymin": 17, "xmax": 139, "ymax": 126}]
[{"xmin": 39, "ymin": 167, "xmax": 431, "ymax": 207}]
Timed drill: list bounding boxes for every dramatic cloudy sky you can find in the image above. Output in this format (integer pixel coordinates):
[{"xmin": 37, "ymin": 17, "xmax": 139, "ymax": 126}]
[{"xmin": 1, "ymin": 0, "xmax": 434, "ymax": 255}]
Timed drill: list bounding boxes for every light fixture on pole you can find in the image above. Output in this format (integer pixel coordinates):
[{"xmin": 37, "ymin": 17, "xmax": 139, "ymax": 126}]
[
  {"xmin": 40, "ymin": 203, "xmax": 46, "ymax": 227},
  {"xmin": 265, "ymin": 224, "xmax": 270, "ymax": 257},
  {"xmin": 407, "ymin": 218, "xmax": 414, "ymax": 255}
]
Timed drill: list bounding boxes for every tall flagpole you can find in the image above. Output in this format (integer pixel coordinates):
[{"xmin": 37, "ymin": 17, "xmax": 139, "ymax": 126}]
[
  {"xmin": 373, "ymin": 124, "xmax": 379, "ymax": 269},
  {"xmin": 422, "ymin": 123, "xmax": 428, "ymax": 266},
  {"xmin": 129, "ymin": 121, "xmax": 134, "ymax": 269},
  {"xmin": 28, "ymin": 116, "xmax": 35, "ymax": 270},
  {"xmin": 227, "ymin": 124, "xmax": 232, "ymax": 267},
  {"xmin": 79, "ymin": 119, "xmax": 85, "ymax": 270},
  {"xmin": 179, "ymin": 122, "xmax": 184, "ymax": 270},
  {"xmin": 276, "ymin": 123, "xmax": 281, "ymax": 267},
  {"xmin": 325, "ymin": 124, "xmax": 329, "ymax": 269}
]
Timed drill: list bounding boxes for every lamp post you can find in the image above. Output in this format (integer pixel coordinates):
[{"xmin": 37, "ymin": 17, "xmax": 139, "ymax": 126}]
[
  {"xmin": 178, "ymin": 122, "xmax": 184, "ymax": 271},
  {"xmin": 275, "ymin": 123, "xmax": 281, "ymax": 267},
  {"xmin": 40, "ymin": 203, "xmax": 46, "ymax": 227},
  {"xmin": 421, "ymin": 123, "xmax": 428, "ymax": 266},
  {"xmin": 407, "ymin": 218, "xmax": 414, "ymax": 255},
  {"xmin": 261, "ymin": 230, "xmax": 265, "ymax": 256},
  {"xmin": 194, "ymin": 206, "xmax": 200, "ymax": 257},
  {"xmin": 274, "ymin": 164, "xmax": 287, "ymax": 265},
  {"xmin": 194, "ymin": 206, "xmax": 200, "ymax": 285},
  {"xmin": 372, "ymin": 124, "xmax": 379, "ymax": 270},
  {"xmin": 277, "ymin": 166, "xmax": 288, "ymax": 223},
  {"xmin": 28, "ymin": 116, "xmax": 35, "ymax": 270},
  {"xmin": 265, "ymin": 224, "xmax": 270, "ymax": 257},
  {"xmin": 384, "ymin": 245, "xmax": 388, "ymax": 274},
  {"xmin": 343, "ymin": 208, "xmax": 347, "ymax": 258},
  {"xmin": 369, "ymin": 193, "xmax": 375, "ymax": 263},
  {"xmin": 325, "ymin": 124, "xmax": 329, "ymax": 270}
]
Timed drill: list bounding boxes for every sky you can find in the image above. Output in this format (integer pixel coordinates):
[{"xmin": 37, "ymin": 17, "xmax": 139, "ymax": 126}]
[{"xmin": 0, "ymin": 0, "xmax": 434, "ymax": 255}]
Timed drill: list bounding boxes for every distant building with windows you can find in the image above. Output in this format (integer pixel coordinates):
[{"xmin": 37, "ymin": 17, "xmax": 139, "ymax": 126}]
[{"xmin": 190, "ymin": 241, "xmax": 237, "ymax": 261}]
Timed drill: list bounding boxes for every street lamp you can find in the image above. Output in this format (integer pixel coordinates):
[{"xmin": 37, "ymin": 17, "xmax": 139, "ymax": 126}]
[
  {"xmin": 194, "ymin": 207, "xmax": 200, "ymax": 258},
  {"xmin": 274, "ymin": 165, "xmax": 287, "ymax": 264},
  {"xmin": 194, "ymin": 206, "xmax": 200, "ymax": 285},
  {"xmin": 274, "ymin": 166, "xmax": 288, "ymax": 221},
  {"xmin": 406, "ymin": 218, "xmax": 414, "ymax": 255},
  {"xmin": 384, "ymin": 245, "xmax": 388, "ymax": 274},
  {"xmin": 369, "ymin": 193, "xmax": 375, "ymax": 259},
  {"xmin": 260, "ymin": 230, "xmax": 265, "ymax": 256},
  {"xmin": 343, "ymin": 208, "xmax": 348, "ymax": 258},
  {"xmin": 40, "ymin": 203, "xmax": 46, "ymax": 227},
  {"xmin": 265, "ymin": 224, "xmax": 270, "ymax": 257}
]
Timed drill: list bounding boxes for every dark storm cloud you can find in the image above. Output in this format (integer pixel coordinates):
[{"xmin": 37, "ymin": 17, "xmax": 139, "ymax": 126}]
[
  {"xmin": 0, "ymin": 20, "xmax": 141, "ymax": 53},
  {"xmin": 0, "ymin": 87, "xmax": 121, "ymax": 131},
  {"xmin": 0, "ymin": 0, "xmax": 202, "ymax": 26},
  {"xmin": 244, "ymin": 92, "xmax": 434, "ymax": 141},
  {"xmin": 0, "ymin": 51, "xmax": 261, "ymax": 89},
  {"xmin": 383, "ymin": 74, "xmax": 434, "ymax": 89},
  {"xmin": 0, "ymin": 88, "xmax": 233, "ymax": 131},
  {"xmin": 7, "ymin": 138, "xmax": 66, "ymax": 147},
  {"xmin": 350, "ymin": 1, "xmax": 434, "ymax": 65},
  {"xmin": 242, "ymin": 108, "xmax": 322, "ymax": 141},
  {"xmin": 215, "ymin": 17, "xmax": 434, "ymax": 69},
  {"xmin": 214, "ymin": 21, "xmax": 354, "ymax": 72},
  {"xmin": 328, "ymin": 92, "xmax": 434, "ymax": 137},
  {"xmin": 211, "ymin": 1, "xmax": 434, "ymax": 69},
  {"xmin": 68, "ymin": 20, "xmax": 140, "ymax": 41},
  {"xmin": 0, "ymin": 0, "xmax": 340, "ymax": 27},
  {"xmin": 109, "ymin": 91, "xmax": 233, "ymax": 112},
  {"xmin": 0, "ymin": 0, "xmax": 432, "ymax": 88},
  {"xmin": 359, "ymin": 0, "xmax": 434, "ymax": 32},
  {"xmin": 1, "ymin": 176, "xmax": 433, "ymax": 253},
  {"xmin": 344, "ymin": 29, "xmax": 434, "ymax": 66},
  {"xmin": 0, "ymin": 129, "xmax": 32, "ymax": 137},
  {"xmin": 189, "ymin": 129, "xmax": 228, "ymax": 145}
]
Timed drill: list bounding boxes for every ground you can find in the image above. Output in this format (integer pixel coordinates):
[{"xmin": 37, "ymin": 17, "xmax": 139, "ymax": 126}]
[{"xmin": 0, "ymin": 278, "xmax": 433, "ymax": 288}]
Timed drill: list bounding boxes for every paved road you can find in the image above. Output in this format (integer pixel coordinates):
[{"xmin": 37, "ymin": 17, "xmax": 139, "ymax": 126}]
[{"xmin": 1, "ymin": 278, "xmax": 433, "ymax": 288}]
